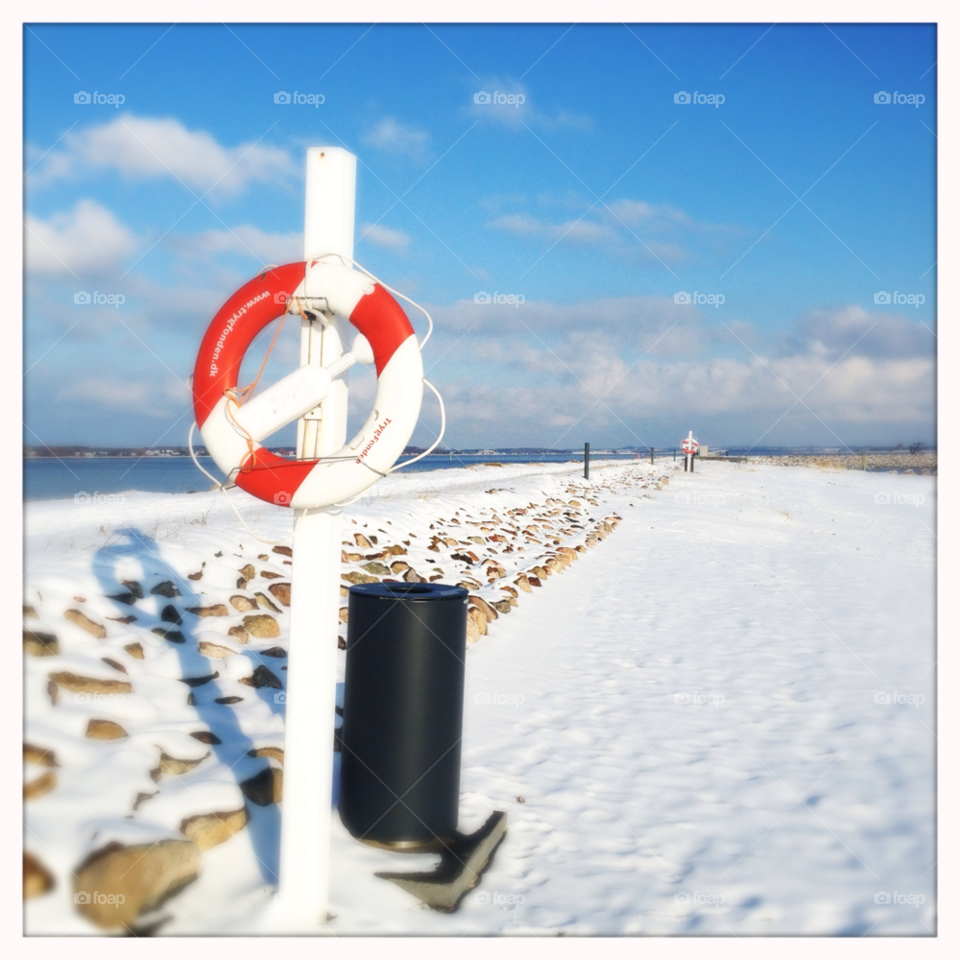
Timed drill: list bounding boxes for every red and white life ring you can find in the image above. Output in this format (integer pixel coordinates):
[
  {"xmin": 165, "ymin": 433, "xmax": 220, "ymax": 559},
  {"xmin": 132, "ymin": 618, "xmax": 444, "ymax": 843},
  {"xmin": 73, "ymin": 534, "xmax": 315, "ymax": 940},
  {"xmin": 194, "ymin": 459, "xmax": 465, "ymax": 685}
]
[{"xmin": 192, "ymin": 259, "xmax": 423, "ymax": 509}]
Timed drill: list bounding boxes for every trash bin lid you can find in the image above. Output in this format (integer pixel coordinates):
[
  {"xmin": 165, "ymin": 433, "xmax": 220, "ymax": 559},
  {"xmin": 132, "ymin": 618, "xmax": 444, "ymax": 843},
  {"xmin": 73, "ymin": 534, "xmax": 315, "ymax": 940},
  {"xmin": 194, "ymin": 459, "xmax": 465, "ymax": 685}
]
[{"xmin": 349, "ymin": 582, "xmax": 468, "ymax": 601}]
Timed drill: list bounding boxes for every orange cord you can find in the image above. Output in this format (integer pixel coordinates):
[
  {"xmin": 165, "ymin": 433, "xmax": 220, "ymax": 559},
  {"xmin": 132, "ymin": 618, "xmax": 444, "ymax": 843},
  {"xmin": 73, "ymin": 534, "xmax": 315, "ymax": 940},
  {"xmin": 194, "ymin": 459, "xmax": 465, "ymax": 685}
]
[{"xmin": 224, "ymin": 298, "xmax": 307, "ymax": 473}]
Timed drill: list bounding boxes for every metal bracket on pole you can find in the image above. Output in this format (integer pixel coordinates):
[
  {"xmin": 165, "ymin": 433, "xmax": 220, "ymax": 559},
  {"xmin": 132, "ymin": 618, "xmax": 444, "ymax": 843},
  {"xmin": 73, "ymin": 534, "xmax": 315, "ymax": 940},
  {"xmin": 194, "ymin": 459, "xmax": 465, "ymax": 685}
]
[{"xmin": 278, "ymin": 146, "xmax": 357, "ymax": 926}]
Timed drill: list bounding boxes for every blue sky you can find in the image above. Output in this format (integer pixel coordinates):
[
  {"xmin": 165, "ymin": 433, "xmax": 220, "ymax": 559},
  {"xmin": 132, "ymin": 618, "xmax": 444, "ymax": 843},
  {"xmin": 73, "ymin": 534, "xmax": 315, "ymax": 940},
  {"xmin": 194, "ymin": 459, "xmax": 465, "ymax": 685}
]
[{"xmin": 24, "ymin": 22, "xmax": 937, "ymax": 451}]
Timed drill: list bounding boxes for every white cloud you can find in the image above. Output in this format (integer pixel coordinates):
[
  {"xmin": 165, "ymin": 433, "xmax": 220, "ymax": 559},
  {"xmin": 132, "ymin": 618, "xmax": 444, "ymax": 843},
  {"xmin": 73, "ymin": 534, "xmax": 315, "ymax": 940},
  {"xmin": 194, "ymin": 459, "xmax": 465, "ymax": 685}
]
[
  {"xmin": 361, "ymin": 118, "xmax": 430, "ymax": 159},
  {"xmin": 167, "ymin": 225, "xmax": 303, "ymax": 266},
  {"xmin": 25, "ymin": 200, "xmax": 140, "ymax": 277},
  {"xmin": 359, "ymin": 223, "xmax": 410, "ymax": 250},
  {"xmin": 29, "ymin": 115, "xmax": 297, "ymax": 195}
]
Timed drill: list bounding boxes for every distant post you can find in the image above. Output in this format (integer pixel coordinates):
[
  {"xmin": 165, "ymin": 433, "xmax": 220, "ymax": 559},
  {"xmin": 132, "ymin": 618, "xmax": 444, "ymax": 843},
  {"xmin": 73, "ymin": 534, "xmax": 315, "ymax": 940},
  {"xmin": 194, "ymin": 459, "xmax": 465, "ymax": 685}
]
[
  {"xmin": 584, "ymin": 442, "xmax": 590, "ymax": 479},
  {"xmin": 681, "ymin": 431, "xmax": 699, "ymax": 474},
  {"xmin": 650, "ymin": 446, "xmax": 654, "ymax": 464}
]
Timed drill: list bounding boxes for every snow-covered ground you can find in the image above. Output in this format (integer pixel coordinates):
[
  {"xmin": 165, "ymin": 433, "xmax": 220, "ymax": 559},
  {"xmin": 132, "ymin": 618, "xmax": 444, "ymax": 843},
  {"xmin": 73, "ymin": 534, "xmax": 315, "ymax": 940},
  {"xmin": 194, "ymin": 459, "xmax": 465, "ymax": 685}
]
[{"xmin": 23, "ymin": 459, "xmax": 935, "ymax": 935}]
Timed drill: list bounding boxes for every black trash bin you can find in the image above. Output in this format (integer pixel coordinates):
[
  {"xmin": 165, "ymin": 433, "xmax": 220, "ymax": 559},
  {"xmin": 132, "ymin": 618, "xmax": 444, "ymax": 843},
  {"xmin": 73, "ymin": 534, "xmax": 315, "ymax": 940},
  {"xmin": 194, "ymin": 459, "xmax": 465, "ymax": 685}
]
[{"xmin": 339, "ymin": 581, "xmax": 468, "ymax": 849}]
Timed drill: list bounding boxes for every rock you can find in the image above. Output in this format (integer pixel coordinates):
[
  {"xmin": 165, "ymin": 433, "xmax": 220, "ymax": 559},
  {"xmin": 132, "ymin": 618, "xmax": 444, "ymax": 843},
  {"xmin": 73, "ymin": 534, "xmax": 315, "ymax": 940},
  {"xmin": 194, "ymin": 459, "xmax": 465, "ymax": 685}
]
[
  {"xmin": 340, "ymin": 586, "xmax": 349, "ymax": 597},
  {"xmin": 239, "ymin": 665, "xmax": 282, "ymax": 689},
  {"xmin": 468, "ymin": 595, "xmax": 498, "ymax": 624},
  {"xmin": 151, "ymin": 581, "xmax": 180, "ymax": 598},
  {"xmin": 259, "ymin": 646, "xmax": 287, "ymax": 658},
  {"xmin": 49, "ymin": 672, "xmax": 132, "ymax": 696},
  {"xmin": 339, "ymin": 607, "xmax": 349, "ymax": 623},
  {"xmin": 190, "ymin": 730, "xmax": 221, "ymax": 745},
  {"xmin": 252, "ymin": 591, "xmax": 280, "ymax": 613},
  {"xmin": 160, "ymin": 604, "xmax": 182, "ymax": 625},
  {"xmin": 186, "ymin": 603, "xmax": 229, "ymax": 618},
  {"xmin": 514, "ymin": 574, "xmax": 532, "ymax": 593},
  {"xmin": 242, "ymin": 615, "xmax": 280, "ymax": 639},
  {"xmin": 342, "ymin": 571, "xmax": 378, "ymax": 585},
  {"xmin": 181, "ymin": 808, "xmax": 248, "ymax": 851},
  {"xmin": 106, "ymin": 592, "xmax": 137, "ymax": 606},
  {"xmin": 528, "ymin": 576, "xmax": 542, "ymax": 587},
  {"xmin": 272, "ymin": 545, "xmax": 293, "ymax": 558},
  {"xmin": 24, "ymin": 852, "xmax": 55, "ymax": 899},
  {"xmin": 247, "ymin": 746, "xmax": 284, "ymax": 764},
  {"xmin": 24, "ymin": 603, "xmax": 38, "ymax": 618},
  {"xmin": 258, "ymin": 554, "xmax": 269, "ymax": 561},
  {"xmin": 261, "ymin": 570, "xmax": 282, "ymax": 580},
  {"xmin": 86, "ymin": 717, "xmax": 129, "ymax": 739},
  {"xmin": 467, "ymin": 606, "xmax": 487, "ymax": 637},
  {"xmin": 403, "ymin": 569, "xmax": 426, "ymax": 583},
  {"xmin": 240, "ymin": 766, "xmax": 283, "ymax": 806},
  {"xmin": 230, "ymin": 595, "xmax": 258, "ymax": 612},
  {"xmin": 468, "ymin": 536, "xmax": 484, "ymax": 545},
  {"xmin": 267, "ymin": 582, "xmax": 291, "ymax": 607},
  {"xmin": 545, "ymin": 557, "xmax": 563, "ymax": 574},
  {"xmin": 159, "ymin": 751, "xmax": 209, "ymax": 776},
  {"xmin": 239, "ymin": 564, "xmax": 256, "ymax": 581},
  {"xmin": 72, "ymin": 840, "xmax": 200, "ymax": 930},
  {"xmin": 187, "ymin": 570, "xmax": 204, "ymax": 581},
  {"xmin": 152, "ymin": 628, "xmax": 185, "ymax": 643},
  {"xmin": 466, "ymin": 614, "xmax": 481, "ymax": 644},
  {"xmin": 102, "ymin": 657, "xmax": 127, "ymax": 673},
  {"xmin": 227, "ymin": 625, "xmax": 249, "ymax": 644},
  {"xmin": 24, "ymin": 629, "xmax": 59, "ymax": 657},
  {"xmin": 180, "ymin": 673, "xmax": 219, "ymax": 688},
  {"xmin": 199, "ymin": 640, "xmax": 234, "ymax": 659},
  {"xmin": 501, "ymin": 585, "xmax": 518, "ymax": 598},
  {"xmin": 63, "ymin": 609, "xmax": 106, "ymax": 639},
  {"xmin": 342, "ymin": 550, "xmax": 363, "ymax": 562},
  {"xmin": 24, "ymin": 744, "xmax": 58, "ymax": 766},
  {"xmin": 24, "ymin": 771, "xmax": 57, "ymax": 800},
  {"xmin": 107, "ymin": 614, "xmax": 137, "ymax": 624},
  {"xmin": 531, "ymin": 565, "xmax": 549, "ymax": 579},
  {"xmin": 390, "ymin": 560, "xmax": 411, "ymax": 574},
  {"xmin": 492, "ymin": 600, "xmax": 513, "ymax": 615},
  {"xmin": 338, "ymin": 635, "xmax": 347, "ymax": 650},
  {"xmin": 362, "ymin": 561, "xmax": 391, "ymax": 575},
  {"xmin": 353, "ymin": 533, "xmax": 372, "ymax": 548},
  {"xmin": 215, "ymin": 696, "xmax": 243, "ymax": 705},
  {"xmin": 121, "ymin": 582, "xmax": 144, "ymax": 599}
]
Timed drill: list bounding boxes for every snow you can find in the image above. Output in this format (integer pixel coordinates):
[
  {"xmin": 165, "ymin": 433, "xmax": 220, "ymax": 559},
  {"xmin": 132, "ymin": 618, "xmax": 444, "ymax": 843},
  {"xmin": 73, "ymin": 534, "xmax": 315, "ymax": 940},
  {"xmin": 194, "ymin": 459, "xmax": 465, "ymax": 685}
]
[{"xmin": 23, "ymin": 459, "xmax": 935, "ymax": 935}]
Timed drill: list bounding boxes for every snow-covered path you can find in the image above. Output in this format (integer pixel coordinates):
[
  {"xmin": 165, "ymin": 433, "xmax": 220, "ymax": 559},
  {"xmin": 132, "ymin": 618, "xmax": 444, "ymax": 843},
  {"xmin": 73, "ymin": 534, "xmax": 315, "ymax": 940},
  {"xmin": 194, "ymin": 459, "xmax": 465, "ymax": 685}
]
[
  {"xmin": 403, "ymin": 462, "xmax": 936, "ymax": 935},
  {"xmin": 24, "ymin": 460, "xmax": 935, "ymax": 935}
]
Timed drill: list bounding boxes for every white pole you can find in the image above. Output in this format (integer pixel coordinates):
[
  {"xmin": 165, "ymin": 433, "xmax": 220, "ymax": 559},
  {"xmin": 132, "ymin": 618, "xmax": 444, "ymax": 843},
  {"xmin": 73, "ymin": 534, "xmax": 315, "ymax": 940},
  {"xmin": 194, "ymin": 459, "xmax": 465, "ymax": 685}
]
[{"xmin": 277, "ymin": 147, "xmax": 356, "ymax": 924}]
